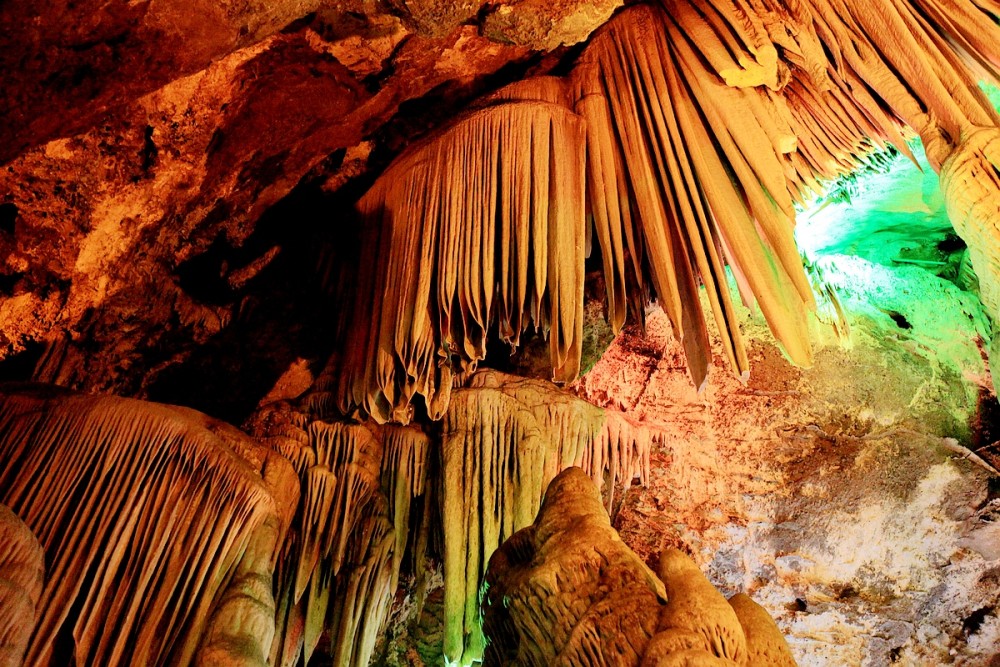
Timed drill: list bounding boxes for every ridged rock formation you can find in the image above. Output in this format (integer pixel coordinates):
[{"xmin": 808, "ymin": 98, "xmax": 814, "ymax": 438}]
[
  {"xmin": 0, "ymin": 505, "xmax": 44, "ymax": 667},
  {"xmin": 248, "ymin": 369, "xmax": 654, "ymax": 666},
  {"xmin": 0, "ymin": 384, "xmax": 298, "ymax": 667},
  {"xmin": 482, "ymin": 467, "xmax": 797, "ymax": 667}
]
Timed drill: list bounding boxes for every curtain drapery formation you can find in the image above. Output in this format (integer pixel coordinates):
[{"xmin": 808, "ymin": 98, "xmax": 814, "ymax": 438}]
[
  {"xmin": 330, "ymin": 0, "xmax": 1000, "ymax": 425},
  {"xmin": 0, "ymin": 385, "xmax": 298, "ymax": 667},
  {"xmin": 334, "ymin": 102, "xmax": 588, "ymax": 424},
  {"xmin": 254, "ymin": 369, "xmax": 654, "ymax": 666}
]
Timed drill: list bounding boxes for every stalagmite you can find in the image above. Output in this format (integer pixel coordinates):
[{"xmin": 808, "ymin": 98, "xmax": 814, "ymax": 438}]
[
  {"xmin": 481, "ymin": 467, "xmax": 664, "ymax": 666},
  {"xmin": 483, "ymin": 468, "xmax": 795, "ymax": 667},
  {"xmin": 646, "ymin": 549, "xmax": 747, "ymax": 664},
  {"xmin": 728, "ymin": 594, "xmax": 798, "ymax": 667}
]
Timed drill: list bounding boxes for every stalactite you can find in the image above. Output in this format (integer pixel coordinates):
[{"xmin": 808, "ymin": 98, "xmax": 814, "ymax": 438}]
[
  {"xmin": 332, "ymin": 100, "xmax": 587, "ymax": 424},
  {"xmin": 0, "ymin": 505, "xmax": 44, "ymax": 667},
  {"xmin": 0, "ymin": 385, "xmax": 297, "ymax": 667},
  {"xmin": 792, "ymin": 0, "xmax": 1000, "ymax": 169},
  {"xmin": 256, "ymin": 370, "xmax": 653, "ymax": 666},
  {"xmin": 250, "ymin": 399, "xmax": 433, "ymax": 667},
  {"xmin": 910, "ymin": 0, "xmax": 1000, "ymax": 79},
  {"xmin": 326, "ymin": 510, "xmax": 395, "ymax": 667},
  {"xmin": 660, "ymin": 0, "xmax": 780, "ymax": 90}
]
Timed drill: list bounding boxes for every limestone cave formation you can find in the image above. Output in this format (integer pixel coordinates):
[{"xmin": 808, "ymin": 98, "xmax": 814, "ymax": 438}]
[{"xmin": 2, "ymin": 0, "xmax": 1000, "ymax": 665}]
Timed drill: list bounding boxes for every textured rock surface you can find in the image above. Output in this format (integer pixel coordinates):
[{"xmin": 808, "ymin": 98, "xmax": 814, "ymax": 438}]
[
  {"xmin": 580, "ymin": 283, "xmax": 999, "ymax": 664},
  {"xmin": 483, "ymin": 467, "xmax": 797, "ymax": 666},
  {"xmin": 0, "ymin": 384, "xmax": 298, "ymax": 667},
  {"xmin": 482, "ymin": 0, "xmax": 623, "ymax": 50},
  {"xmin": 0, "ymin": 505, "xmax": 45, "ymax": 667}
]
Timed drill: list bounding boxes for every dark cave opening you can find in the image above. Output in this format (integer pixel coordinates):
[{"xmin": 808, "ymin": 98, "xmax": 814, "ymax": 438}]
[{"xmin": 144, "ymin": 178, "xmax": 362, "ymax": 425}]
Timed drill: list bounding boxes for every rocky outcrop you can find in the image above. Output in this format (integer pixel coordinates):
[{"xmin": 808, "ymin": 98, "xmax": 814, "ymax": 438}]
[
  {"xmin": 0, "ymin": 506, "xmax": 44, "ymax": 667},
  {"xmin": 482, "ymin": 467, "xmax": 796, "ymax": 666}
]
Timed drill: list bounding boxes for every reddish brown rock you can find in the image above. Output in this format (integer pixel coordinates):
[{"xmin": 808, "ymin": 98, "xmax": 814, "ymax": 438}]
[{"xmin": 0, "ymin": 505, "xmax": 44, "ymax": 667}]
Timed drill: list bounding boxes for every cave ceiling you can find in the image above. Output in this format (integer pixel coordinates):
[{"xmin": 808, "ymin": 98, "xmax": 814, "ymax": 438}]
[{"xmin": 2, "ymin": 0, "xmax": 1000, "ymax": 422}]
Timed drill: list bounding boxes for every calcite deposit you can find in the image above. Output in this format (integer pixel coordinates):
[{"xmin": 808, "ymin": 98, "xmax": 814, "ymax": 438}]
[{"xmin": 2, "ymin": 0, "xmax": 1000, "ymax": 665}]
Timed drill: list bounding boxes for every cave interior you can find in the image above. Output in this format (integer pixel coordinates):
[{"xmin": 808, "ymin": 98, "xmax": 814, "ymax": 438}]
[{"xmin": 2, "ymin": 0, "xmax": 1000, "ymax": 665}]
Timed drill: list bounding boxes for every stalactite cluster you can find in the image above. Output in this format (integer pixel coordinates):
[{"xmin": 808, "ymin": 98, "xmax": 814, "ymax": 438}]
[
  {"xmin": 0, "ymin": 384, "xmax": 298, "ymax": 667},
  {"xmin": 331, "ymin": 0, "xmax": 1000, "ymax": 425},
  {"xmin": 0, "ymin": 378, "xmax": 642, "ymax": 667},
  {"xmin": 253, "ymin": 408, "xmax": 432, "ymax": 667},
  {"xmin": 250, "ymin": 369, "xmax": 654, "ymax": 666}
]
